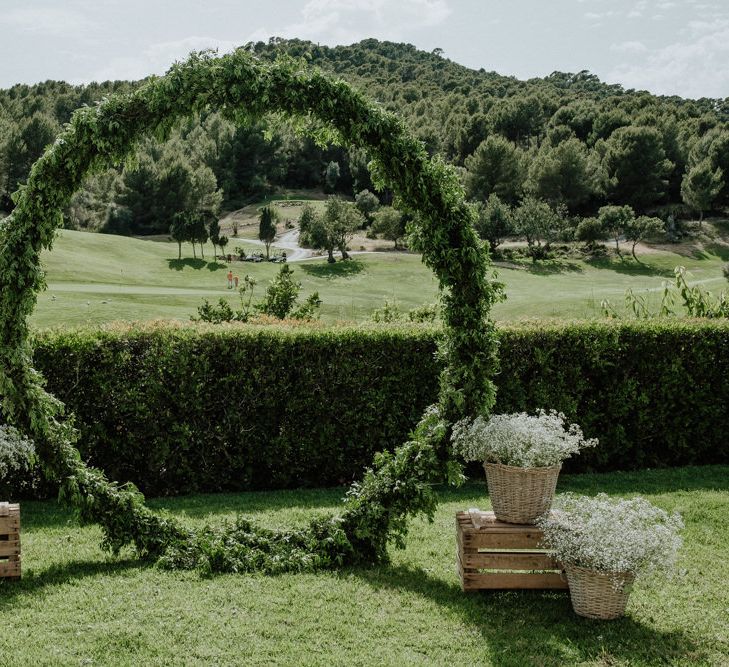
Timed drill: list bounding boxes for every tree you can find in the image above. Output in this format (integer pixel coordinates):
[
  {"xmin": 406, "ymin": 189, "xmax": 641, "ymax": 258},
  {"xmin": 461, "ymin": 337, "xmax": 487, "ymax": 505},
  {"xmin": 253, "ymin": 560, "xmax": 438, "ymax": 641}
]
[
  {"xmin": 625, "ymin": 215, "xmax": 664, "ymax": 261},
  {"xmin": 355, "ymin": 189, "xmax": 379, "ymax": 224},
  {"xmin": 208, "ymin": 216, "xmax": 221, "ymax": 258},
  {"xmin": 511, "ymin": 197, "xmax": 563, "ymax": 261},
  {"xmin": 218, "ymin": 235, "xmax": 229, "ymax": 259},
  {"xmin": 4, "ymin": 112, "xmax": 59, "ymax": 197},
  {"xmin": 258, "ymin": 205, "xmax": 277, "ymax": 259},
  {"xmin": 574, "ymin": 217, "xmax": 606, "ymax": 251},
  {"xmin": 170, "ymin": 212, "xmax": 189, "ymax": 260},
  {"xmin": 114, "ymin": 138, "xmax": 222, "ymax": 236},
  {"xmin": 372, "ymin": 207, "xmax": 407, "ymax": 249},
  {"xmin": 472, "ymin": 194, "xmax": 513, "ymax": 251},
  {"xmin": 324, "ymin": 198, "xmax": 364, "ymax": 260},
  {"xmin": 188, "ymin": 215, "xmax": 209, "ymax": 259},
  {"xmin": 464, "ymin": 136, "xmax": 526, "ymax": 204},
  {"xmin": 300, "ymin": 198, "xmax": 363, "ymax": 261},
  {"xmin": 597, "ymin": 204, "xmax": 635, "ymax": 256},
  {"xmin": 681, "ymin": 159, "xmax": 723, "ymax": 225},
  {"xmin": 488, "ymin": 95, "xmax": 544, "ymax": 143},
  {"xmin": 299, "ymin": 207, "xmax": 334, "ymax": 262},
  {"xmin": 324, "ymin": 160, "xmax": 340, "ymax": 192},
  {"xmin": 526, "ymin": 138, "xmax": 597, "ymax": 211},
  {"xmin": 64, "ymin": 169, "xmax": 122, "ymax": 231},
  {"xmin": 602, "ymin": 126, "xmax": 673, "ymax": 211},
  {"xmin": 686, "ymin": 128, "xmax": 729, "ymax": 207}
]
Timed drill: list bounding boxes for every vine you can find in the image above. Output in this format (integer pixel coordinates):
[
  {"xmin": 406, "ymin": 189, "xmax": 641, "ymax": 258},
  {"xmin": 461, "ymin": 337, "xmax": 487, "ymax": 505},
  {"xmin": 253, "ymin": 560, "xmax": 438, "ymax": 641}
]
[{"xmin": 0, "ymin": 50, "xmax": 501, "ymax": 572}]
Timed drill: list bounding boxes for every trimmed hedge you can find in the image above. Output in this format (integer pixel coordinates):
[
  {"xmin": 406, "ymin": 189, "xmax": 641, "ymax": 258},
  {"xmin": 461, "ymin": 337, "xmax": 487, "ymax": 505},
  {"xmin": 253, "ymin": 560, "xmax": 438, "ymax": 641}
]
[
  {"xmin": 23, "ymin": 319, "xmax": 729, "ymax": 496},
  {"xmin": 32, "ymin": 323, "xmax": 442, "ymax": 496}
]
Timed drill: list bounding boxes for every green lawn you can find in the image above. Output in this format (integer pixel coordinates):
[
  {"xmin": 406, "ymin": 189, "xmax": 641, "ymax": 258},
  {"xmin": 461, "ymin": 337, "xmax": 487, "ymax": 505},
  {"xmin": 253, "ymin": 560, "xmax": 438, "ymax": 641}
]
[
  {"xmin": 1, "ymin": 466, "xmax": 727, "ymax": 665},
  {"xmin": 32, "ymin": 229, "xmax": 729, "ymax": 329}
]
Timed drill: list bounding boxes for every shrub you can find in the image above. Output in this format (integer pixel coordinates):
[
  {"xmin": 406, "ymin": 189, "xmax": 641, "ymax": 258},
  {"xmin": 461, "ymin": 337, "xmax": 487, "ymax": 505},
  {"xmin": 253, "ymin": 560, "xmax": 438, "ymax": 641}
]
[
  {"xmin": 19, "ymin": 319, "xmax": 729, "ymax": 498},
  {"xmin": 31, "ymin": 323, "xmax": 440, "ymax": 496}
]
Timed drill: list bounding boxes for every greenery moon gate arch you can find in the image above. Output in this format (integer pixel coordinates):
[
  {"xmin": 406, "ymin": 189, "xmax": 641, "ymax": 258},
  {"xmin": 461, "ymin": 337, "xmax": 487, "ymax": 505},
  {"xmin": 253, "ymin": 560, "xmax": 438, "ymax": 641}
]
[{"xmin": 0, "ymin": 51, "xmax": 501, "ymax": 572}]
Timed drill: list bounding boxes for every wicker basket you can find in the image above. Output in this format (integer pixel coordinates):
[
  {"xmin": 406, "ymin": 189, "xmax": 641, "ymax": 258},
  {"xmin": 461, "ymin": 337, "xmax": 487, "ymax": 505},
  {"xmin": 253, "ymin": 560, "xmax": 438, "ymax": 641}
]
[
  {"xmin": 483, "ymin": 462, "xmax": 561, "ymax": 524},
  {"xmin": 564, "ymin": 565, "xmax": 635, "ymax": 620}
]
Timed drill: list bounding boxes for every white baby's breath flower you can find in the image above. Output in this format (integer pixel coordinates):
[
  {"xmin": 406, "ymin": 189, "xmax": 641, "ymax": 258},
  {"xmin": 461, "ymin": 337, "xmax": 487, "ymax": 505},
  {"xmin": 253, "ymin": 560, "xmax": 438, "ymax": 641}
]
[
  {"xmin": 451, "ymin": 410, "xmax": 597, "ymax": 467},
  {"xmin": 537, "ymin": 493, "xmax": 683, "ymax": 578}
]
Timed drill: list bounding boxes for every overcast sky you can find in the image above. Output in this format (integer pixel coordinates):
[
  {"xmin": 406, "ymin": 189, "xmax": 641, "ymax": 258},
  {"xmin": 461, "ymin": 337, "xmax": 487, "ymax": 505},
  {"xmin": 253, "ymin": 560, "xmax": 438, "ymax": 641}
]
[{"xmin": 1, "ymin": 0, "xmax": 727, "ymax": 99}]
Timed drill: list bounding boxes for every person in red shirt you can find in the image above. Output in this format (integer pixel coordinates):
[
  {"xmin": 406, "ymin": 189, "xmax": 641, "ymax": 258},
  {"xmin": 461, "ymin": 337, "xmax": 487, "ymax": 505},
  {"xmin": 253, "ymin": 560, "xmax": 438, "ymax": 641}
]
[{"xmin": 227, "ymin": 270, "xmax": 233, "ymax": 289}]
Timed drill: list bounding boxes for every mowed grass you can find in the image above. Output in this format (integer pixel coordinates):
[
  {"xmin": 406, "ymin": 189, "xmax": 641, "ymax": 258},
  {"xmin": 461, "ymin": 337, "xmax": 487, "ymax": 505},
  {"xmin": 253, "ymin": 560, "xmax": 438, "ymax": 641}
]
[
  {"xmin": 32, "ymin": 229, "xmax": 729, "ymax": 329},
  {"xmin": 1, "ymin": 466, "xmax": 727, "ymax": 666}
]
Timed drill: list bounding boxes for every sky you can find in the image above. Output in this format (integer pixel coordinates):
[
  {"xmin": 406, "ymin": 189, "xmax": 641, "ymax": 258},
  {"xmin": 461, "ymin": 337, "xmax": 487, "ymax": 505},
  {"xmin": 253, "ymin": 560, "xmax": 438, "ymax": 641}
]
[{"xmin": 1, "ymin": 0, "xmax": 728, "ymax": 99}]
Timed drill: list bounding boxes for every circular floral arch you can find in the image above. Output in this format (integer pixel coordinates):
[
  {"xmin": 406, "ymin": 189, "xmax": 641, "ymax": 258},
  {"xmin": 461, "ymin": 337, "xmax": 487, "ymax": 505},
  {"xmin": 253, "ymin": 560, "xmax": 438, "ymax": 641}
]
[{"xmin": 0, "ymin": 51, "xmax": 500, "ymax": 572}]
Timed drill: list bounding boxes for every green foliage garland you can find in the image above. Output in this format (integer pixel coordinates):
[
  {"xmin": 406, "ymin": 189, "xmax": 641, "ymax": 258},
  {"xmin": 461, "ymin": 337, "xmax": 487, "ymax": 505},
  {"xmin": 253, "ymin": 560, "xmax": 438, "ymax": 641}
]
[{"xmin": 0, "ymin": 51, "xmax": 499, "ymax": 572}]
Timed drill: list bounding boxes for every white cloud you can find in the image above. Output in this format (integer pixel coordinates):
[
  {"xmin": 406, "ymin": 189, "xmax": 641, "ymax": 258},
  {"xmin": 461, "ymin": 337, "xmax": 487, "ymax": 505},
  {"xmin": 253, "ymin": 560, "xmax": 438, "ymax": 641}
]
[
  {"xmin": 608, "ymin": 19, "xmax": 729, "ymax": 98},
  {"xmin": 85, "ymin": 36, "xmax": 239, "ymax": 83},
  {"xmin": 585, "ymin": 10, "xmax": 615, "ymax": 20},
  {"xmin": 610, "ymin": 40, "xmax": 648, "ymax": 54},
  {"xmin": 77, "ymin": 0, "xmax": 453, "ymax": 83},
  {"xmin": 0, "ymin": 7, "xmax": 97, "ymax": 35},
  {"xmin": 280, "ymin": 0, "xmax": 452, "ymax": 44}
]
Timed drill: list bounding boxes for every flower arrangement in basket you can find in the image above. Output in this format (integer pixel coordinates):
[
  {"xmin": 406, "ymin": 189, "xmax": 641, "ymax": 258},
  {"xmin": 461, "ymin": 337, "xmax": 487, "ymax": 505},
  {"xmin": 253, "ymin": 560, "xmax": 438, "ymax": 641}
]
[
  {"xmin": 451, "ymin": 410, "xmax": 597, "ymax": 524},
  {"xmin": 537, "ymin": 493, "xmax": 683, "ymax": 620}
]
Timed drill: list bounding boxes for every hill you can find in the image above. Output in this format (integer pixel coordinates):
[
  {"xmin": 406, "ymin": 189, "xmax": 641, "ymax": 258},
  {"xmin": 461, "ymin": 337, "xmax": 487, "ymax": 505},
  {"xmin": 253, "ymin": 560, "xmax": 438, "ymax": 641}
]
[{"xmin": 2, "ymin": 39, "xmax": 729, "ymax": 235}]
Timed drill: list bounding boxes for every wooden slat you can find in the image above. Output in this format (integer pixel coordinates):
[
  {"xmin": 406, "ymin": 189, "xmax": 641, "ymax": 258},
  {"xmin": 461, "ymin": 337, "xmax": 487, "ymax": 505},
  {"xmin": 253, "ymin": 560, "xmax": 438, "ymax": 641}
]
[
  {"xmin": 0, "ymin": 559, "xmax": 21, "ymax": 578},
  {"xmin": 0, "ymin": 502, "xmax": 19, "ymax": 517},
  {"xmin": 458, "ymin": 510, "xmax": 543, "ymax": 533},
  {"xmin": 0, "ymin": 514, "xmax": 20, "ymax": 530},
  {"xmin": 0, "ymin": 539, "xmax": 20, "ymax": 557},
  {"xmin": 462, "ymin": 572, "xmax": 567, "ymax": 590},
  {"xmin": 0, "ymin": 503, "xmax": 21, "ymax": 580},
  {"xmin": 456, "ymin": 552, "xmax": 466, "ymax": 591},
  {"xmin": 461, "ymin": 551, "xmax": 559, "ymax": 571},
  {"xmin": 461, "ymin": 531, "xmax": 544, "ymax": 549}
]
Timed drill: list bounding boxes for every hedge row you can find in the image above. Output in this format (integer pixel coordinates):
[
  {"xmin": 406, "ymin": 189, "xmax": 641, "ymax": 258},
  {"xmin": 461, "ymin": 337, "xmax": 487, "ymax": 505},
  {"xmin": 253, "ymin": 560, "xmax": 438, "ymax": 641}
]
[{"xmin": 17, "ymin": 319, "xmax": 729, "ymax": 496}]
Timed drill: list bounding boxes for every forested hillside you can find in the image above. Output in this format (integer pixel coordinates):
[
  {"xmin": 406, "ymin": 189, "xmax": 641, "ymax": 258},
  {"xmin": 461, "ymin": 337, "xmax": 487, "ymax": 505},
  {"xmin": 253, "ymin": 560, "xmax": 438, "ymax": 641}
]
[{"xmin": 1, "ymin": 38, "xmax": 728, "ymax": 236}]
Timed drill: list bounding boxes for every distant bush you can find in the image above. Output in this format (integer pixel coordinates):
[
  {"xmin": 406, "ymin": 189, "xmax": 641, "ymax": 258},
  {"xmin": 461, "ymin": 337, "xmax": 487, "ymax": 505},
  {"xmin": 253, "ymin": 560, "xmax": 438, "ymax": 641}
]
[{"xmin": 10, "ymin": 319, "xmax": 728, "ymax": 498}]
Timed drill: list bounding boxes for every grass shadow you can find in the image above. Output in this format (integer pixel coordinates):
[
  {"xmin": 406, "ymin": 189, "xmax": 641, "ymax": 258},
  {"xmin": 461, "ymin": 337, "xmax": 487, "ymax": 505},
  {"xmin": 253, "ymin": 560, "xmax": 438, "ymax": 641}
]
[
  {"xmin": 495, "ymin": 260, "xmax": 584, "ymax": 275},
  {"xmin": 586, "ymin": 256, "xmax": 674, "ymax": 277},
  {"xmin": 701, "ymin": 243, "xmax": 729, "ymax": 262},
  {"xmin": 0, "ymin": 558, "xmax": 144, "ymax": 602},
  {"xmin": 167, "ymin": 258, "xmax": 225, "ymax": 272},
  {"xmin": 523, "ymin": 260, "xmax": 584, "ymax": 275},
  {"xmin": 350, "ymin": 564, "xmax": 709, "ymax": 666},
  {"xmin": 300, "ymin": 259, "xmax": 366, "ymax": 279}
]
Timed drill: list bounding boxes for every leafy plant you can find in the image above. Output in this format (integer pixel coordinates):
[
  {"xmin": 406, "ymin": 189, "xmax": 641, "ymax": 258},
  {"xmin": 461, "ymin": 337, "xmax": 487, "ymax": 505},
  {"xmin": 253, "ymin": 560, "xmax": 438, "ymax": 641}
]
[
  {"xmin": 257, "ymin": 264, "xmax": 320, "ymax": 320},
  {"xmin": 602, "ymin": 266, "xmax": 729, "ymax": 319},
  {"xmin": 408, "ymin": 302, "xmax": 439, "ymax": 323},
  {"xmin": 371, "ymin": 299, "xmax": 403, "ymax": 323}
]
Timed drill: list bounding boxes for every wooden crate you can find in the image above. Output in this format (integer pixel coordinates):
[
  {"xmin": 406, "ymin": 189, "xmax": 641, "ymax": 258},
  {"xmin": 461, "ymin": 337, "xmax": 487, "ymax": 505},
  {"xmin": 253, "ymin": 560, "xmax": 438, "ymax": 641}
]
[
  {"xmin": 0, "ymin": 502, "xmax": 21, "ymax": 580},
  {"xmin": 456, "ymin": 510, "xmax": 566, "ymax": 591}
]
